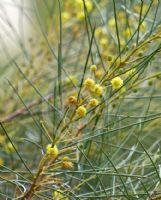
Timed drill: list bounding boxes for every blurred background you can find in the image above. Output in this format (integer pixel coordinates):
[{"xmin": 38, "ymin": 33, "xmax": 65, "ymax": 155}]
[{"xmin": 0, "ymin": 1, "xmax": 161, "ymax": 199}]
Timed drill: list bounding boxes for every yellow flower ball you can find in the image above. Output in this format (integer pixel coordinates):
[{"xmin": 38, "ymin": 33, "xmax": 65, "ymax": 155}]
[
  {"xmin": 76, "ymin": 11, "xmax": 85, "ymax": 20},
  {"xmin": 111, "ymin": 77, "xmax": 123, "ymax": 90},
  {"xmin": 6, "ymin": 143, "xmax": 14, "ymax": 153},
  {"xmin": 100, "ymin": 37, "xmax": 108, "ymax": 49},
  {"xmin": 76, "ymin": 105, "xmax": 87, "ymax": 117},
  {"xmin": 62, "ymin": 12, "xmax": 71, "ymax": 23},
  {"xmin": 67, "ymin": 96, "xmax": 77, "ymax": 105},
  {"xmin": 107, "ymin": 55, "xmax": 113, "ymax": 62},
  {"xmin": 75, "ymin": 0, "xmax": 93, "ymax": 11},
  {"xmin": 93, "ymin": 84, "xmax": 104, "ymax": 97},
  {"xmin": 108, "ymin": 18, "xmax": 116, "ymax": 28},
  {"xmin": 120, "ymin": 38, "xmax": 126, "ymax": 48},
  {"xmin": 90, "ymin": 64, "xmax": 97, "ymax": 72},
  {"xmin": 140, "ymin": 21, "xmax": 147, "ymax": 32},
  {"xmin": 95, "ymin": 27, "xmax": 105, "ymax": 38},
  {"xmin": 95, "ymin": 69, "xmax": 103, "ymax": 79},
  {"xmin": 126, "ymin": 68, "xmax": 136, "ymax": 76},
  {"xmin": 75, "ymin": 0, "xmax": 93, "ymax": 20},
  {"xmin": 134, "ymin": 4, "xmax": 148, "ymax": 15},
  {"xmin": 53, "ymin": 190, "xmax": 64, "ymax": 199},
  {"xmin": 62, "ymin": 161, "xmax": 74, "ymax": 169},
  {"xmin": 89, "ymin": 98, "xmax": 99, "ymax": 107},
  {"xmin": 62, "ymin": 156, "xmax": 70, "ymax": 161},
  {"xmin": 65, "ymin": 75, "xmax": 78, "ymax": 85},
  {"xmin": 123, "ymin": 28, "xmax": 132, "ymax": 38},
  {"xmin": 84, "ymin": 78, "xmax": 95, "ymax": 91},
  {"xmin": 46, "ymin": 144, "xmax": 59, "ymax": 159},
  {"xmin": 85, "ymin": 0, "xmax": 93, "ymax": 12},
  {"xmin": 75, "ymin": 0, "xmax": 84, "ymax": 9}
]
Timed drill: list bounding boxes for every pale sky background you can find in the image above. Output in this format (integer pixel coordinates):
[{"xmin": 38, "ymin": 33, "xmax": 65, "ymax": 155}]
[{"xmin": 0, "ymin": 0, "xmax": 34, "ymax": 57}]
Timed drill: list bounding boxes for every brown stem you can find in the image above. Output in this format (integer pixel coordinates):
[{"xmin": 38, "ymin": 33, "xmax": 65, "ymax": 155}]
[
  {"xmin": 0, "ymin": 93, "xmax": 54, "ymax": 123},
  {"xmin": 21, "ymin": 155, "xmax": 48, "ymax": 199},
  {"xmin": 21, "ymin": 168, "xmax": 43, "ymax": 200}
]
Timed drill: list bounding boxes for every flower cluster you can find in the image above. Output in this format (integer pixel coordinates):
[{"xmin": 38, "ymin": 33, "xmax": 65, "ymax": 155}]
[
  {"xmin": 111, "ymin": 77, "xmax": 124, "ymax": 90},
  {"xmin": 62, "ymin": 0, "xmax": 93, "ymax": 23},
  {"xmin": 46, "ymin": 144, "xmax": 59, "ymax": 159}
]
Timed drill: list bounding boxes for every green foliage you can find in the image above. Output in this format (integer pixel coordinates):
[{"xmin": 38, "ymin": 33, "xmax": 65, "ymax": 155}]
[{"xmin": 0, "ymin": 0, "xmax": 161, "ymax": 199}]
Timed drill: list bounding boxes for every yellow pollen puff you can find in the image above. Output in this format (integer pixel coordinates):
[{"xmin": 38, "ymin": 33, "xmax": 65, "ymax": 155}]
[
  {"xmin": 6, "ymin": 143, "xmax": 14, "ymax": 153},
  {"xmin": 100, "ymin": 37, "xmax": 108, "ymax": 49},
  {"xmin": 75, "ymin": 0, "xmax": 93, "ymax": 20},
  {"xmin": 108, "ymin": 18, "xmax": 116, "ymax": 28},
  {"xmin": 95, "ymin": 27, "xmax": 105, "ymax": 38},
  {"xmin": 65, "ymin": 75, "xmax": 78, "ymax": 85},
  {"xmin": 115, "ymin": 58, "xmax": 121, "ymax": 67},
  {"xmin": 53, "ymin": 190, "xmax": 64, "ymax": 199},
  {"xmin": 76, "ymin": 11, "xmax": 85, "ymax": 20},
  {"xmin": 84, "ymin": 78, "xmax": 95, "ymax": 90},
  {"xmin": 134, "ymin": 4, "xmax": 148, "ymax": 15},
  {"xmin": 62, "ymin": 161, "xmax": 74, "ymax": 169},
  {"xmin": 93, "ymin": 84, "xmax": 104, "ymax": 97},
  {"xmin": 76, "ymin": 105, "xmax": 87, "ymax": 117},
  {"xmin": 85, "ymin": 0, "xmax": 93, "ymax": 12},
  {"xmin": 75, "ymin": 0, "xmax": 93, "ymax": 12},
  {"xmin": 107, "ymin": 55, "xmax": 113, "ymax": 62},
  {"xmin": 90, "ymin": 64, "xmax": 97, "ymax": 72},
  {"xmin": 62, "ymin": 156, "xmax": 69, "ymax": 161},
  {"xmin": 46, "ymin": 144, "xmax": 59, "ymax": 159},
  {"xmin": 102, "ymin": 51, "xmax": 108, "ymax": 60},
  {"xmin": 126, "ymin": 68, "xmax": 136, "ymax": 76},
  {"xmin": 62, "ymin": 12, "xmax": 71, "ymax": 23},
  {"xmin": 68, "ymin": 96, "xmax": 77, "ymax": 105},
  {"xmin": 117, "ymin": 11, "xmax": 126, "ymax": 21},
  {"xmin": 120, "ymin": 38, "xmax": 126, "ymax": 48},
  {"xmin": 89, "ymin": 98, "xmax": 99, "ymax": 107},
  {"xmin": 123, "ymin": 28, "xmax": 132, "ymax": 38},
  {"xmin": 140, "ymin": 21, "xmax": 147, "ymax": 32},
  {"xmin": 111, "ymin": 77, "xmax": 123, "ymax": 90},
  {"xmin": 95, "ymin": 69, "xmax": 103, "ymax": 79}
]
